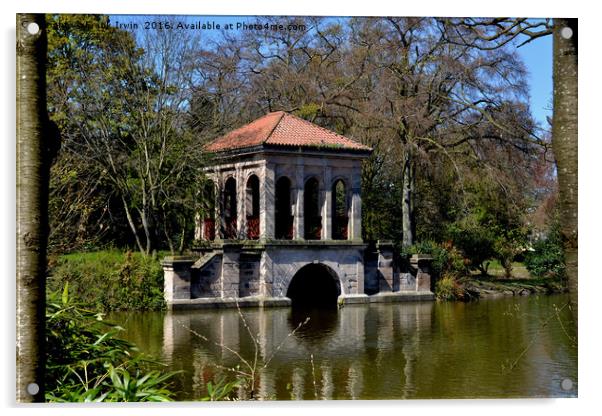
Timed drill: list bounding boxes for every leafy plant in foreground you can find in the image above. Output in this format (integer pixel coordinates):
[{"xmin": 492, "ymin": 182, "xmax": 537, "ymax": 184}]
[{"xmin": 45, "ymin": 285, "xmax": 177, "ymax": 402}]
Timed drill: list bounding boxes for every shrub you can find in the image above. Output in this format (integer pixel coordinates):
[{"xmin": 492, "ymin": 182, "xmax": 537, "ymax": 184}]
[
  {"xmin": 524, "ymin": 226, "xmax": 566, "ymax": 279},
  {"xmin": 405, "ymin": 240, "xmax": 467, "ymax": 277},
  {"xmin": 405, "ymin": 241, "xmax": 467, "ymax": 301},
  {"xmin": 446, "ymin": 223, "xmax": 497, "ymax": 275},
  {"xmin": 45, "ymin": 286, "xmax": 176, "ymax": 402},
  {"xmin": 434, "ymin": 272, "xmax": 465, "ymax": 301},
  {"xmin": 48, "ymin": 250, "xmax": 165, "ymax": 311}
]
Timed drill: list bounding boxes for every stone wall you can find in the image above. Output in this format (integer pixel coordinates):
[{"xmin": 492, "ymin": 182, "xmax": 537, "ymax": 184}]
[
  {"xmin": 363, "ymin": 246, "xmax": 379, "ymax": 295},
  {"xmin": 164, "ymin": 243, "xmax": 433, "ymax": 309},
  {"xmin": 239, "ymin": 252, "xmax": 261, "ymax": 297},
  {"xmin": 191, "ymin": 253, "xmax": 222, "ymax": 298},
  {"xmin": 261, "ymin": 244, "xmax": 366, "ymax": 298}
]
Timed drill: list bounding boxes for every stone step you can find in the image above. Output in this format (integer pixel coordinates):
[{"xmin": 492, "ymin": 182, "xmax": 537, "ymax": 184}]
[{"xmin": 192, "ymin": 251, "xmax": 220, "ymax": 271}]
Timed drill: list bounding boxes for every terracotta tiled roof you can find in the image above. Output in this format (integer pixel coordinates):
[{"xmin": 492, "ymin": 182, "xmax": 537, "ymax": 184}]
[{"xmin": 205, "ymin": 111, "xmax": 372, "ymax": 153}]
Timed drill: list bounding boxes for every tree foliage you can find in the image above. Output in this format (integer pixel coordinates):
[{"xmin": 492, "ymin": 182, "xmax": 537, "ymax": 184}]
[
  {"xmin": 46, "ymin": 15, "xmax": 556, "ymax": 272},
  {"xmin": 47, "ymin": 15, "xmax": 209, "ymax": 255},
  {"xmin": 524, "ymin": 221, "xmax": 566, "ymax": 279}
]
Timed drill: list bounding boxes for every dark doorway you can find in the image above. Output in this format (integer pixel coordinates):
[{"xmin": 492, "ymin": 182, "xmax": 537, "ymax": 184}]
[
  {"xmin": 275, "ymin": 176, "xmax": 293, "ymax": 239},
  {"xmin": 304, "ymin": 177, "xmax": 321, "ymax": 240},
  {"xmin": 332, "ymin": 179, "xmax": 348, "ymax": 240},
  {"xmin": 223, "ymin": 177, "xmax": 237, "ymax": 238},
  {"xmin": 245, "ymin": 175, "xmax": 260, "ymax": 239},
  {"xmin": 201, "ymin": 180, "xmax": 216, "ymax": 241},
  {"xmin": 286, "ymin": 263, "xmax": 341, "ymax": 308}
]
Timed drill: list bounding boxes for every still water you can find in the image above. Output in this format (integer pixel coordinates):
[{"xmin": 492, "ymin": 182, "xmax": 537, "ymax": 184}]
[{"xmin": 109, "ymin": 294, "xmax": 577, "ymax": 400}]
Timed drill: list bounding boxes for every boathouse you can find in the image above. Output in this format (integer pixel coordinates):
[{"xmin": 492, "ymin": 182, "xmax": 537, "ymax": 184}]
[{"xmin": 162, "ymin": 111, "xmax": 434, "ymax": 309}]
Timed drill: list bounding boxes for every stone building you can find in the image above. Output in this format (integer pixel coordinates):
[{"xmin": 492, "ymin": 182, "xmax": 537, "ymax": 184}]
[{"xmin": 162, "ymin": 111, "xmax": 433, "ymax": 309}]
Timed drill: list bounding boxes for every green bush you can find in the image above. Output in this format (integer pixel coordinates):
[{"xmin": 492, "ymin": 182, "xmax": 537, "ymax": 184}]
[
  {"xmin": 435, "ymin": 272, "xmax": 464, "ymax": 301},
  {"xmin": 405, "ymin": 240, "xmax": 467, "ymax": 277},
  {"xmin": 405, "ymin": 241, "xmax": 468, "ymax": 301},
  {"xmin": 48, "ymin": 250, "xmax": 165, "ymax": 311},
  {"xmin": 45, "ymin": 286, "xmax": 176, "ymax": 402},
  {"xmin": 524, "ymin": 226, "xmax": 566, "ymax": 279},
  {"xmin": 446, "ymin": 223, "xmax": 496, "ymax": 275}
]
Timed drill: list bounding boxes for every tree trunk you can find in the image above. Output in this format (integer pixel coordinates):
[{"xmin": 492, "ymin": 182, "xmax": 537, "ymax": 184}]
[
  {"xmin": 552, "ymin": 19, "xmax": 578, "ymax": 323},
  {"xmin": 121, "ymin": 195, "xmax": 145, "ymax": 255},
  {"xmin": 16, "ymin": 13, "xmax": 50, "ymax": 403},
  {"xmin": 178, "ymin": 217, "xmax": 187, "ymax": 254},
  {"xmin": 162, "ymin": 212, "xmax": 175, "ymax": 255},
  {"xmin": 138, "ymin": 207, "xmax": 152, "ymax": 255},
  {"xmin": 402, "ymin": 152, "xmax": 414, "ymax": 248}
]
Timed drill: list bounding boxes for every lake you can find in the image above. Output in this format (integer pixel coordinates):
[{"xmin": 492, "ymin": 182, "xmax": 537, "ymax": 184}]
[{"xmin": 109, "ymin": 294, "xmax": 577, "ymax": 400}]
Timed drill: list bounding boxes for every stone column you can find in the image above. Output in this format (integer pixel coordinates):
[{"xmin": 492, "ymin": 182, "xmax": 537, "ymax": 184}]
[
  {"xmin": 410, "ymin": 254, "xmax": 433, "ymax": 292},
  {"xmin": 161, "ymin": 257, "xmax": 196, "ymax": 305},
  {"xmin": 212, "ymin": 175, "xmax": 219, "ymax": 240},
  {"xmin": 350, "ymin": 168, "xmax": 362, "ymax": 240},
  {"xmin": 197, "ymin": 172, "xmax": 217, "ymax": 241},
  {"xmin": 294, "ymin": 158, "xmax": 304, "ymax": 239},
  {"xmin": 259, "ymin": 251, "xmax": 274, "ymax": 297},
  {"xmin": 236, "ymin": 166, "xmax": 244, "ymax": 238},
  {"xmin": 216, "ymin": 172, "xmax": 224, "ymax": 240},
  {"xmin": 194, "ymin": 212, "xmax": 202, "ymax": 240},
  {"xmin": 221, "ymin": 244, "xmax": 241, "ymax": 298},
  {"xmin": 377, "ymin": 242, "xmax": 395, "ymax": 292},
  {"xmin": 322, "ymin": 163, "xmax": 332, "ymax": 240},
  {"xmin": 355, "ymin": 252, "xmax": 365, "ymax": 295},
  {"xmin": 261, "ymin": 162, "xmax": 275, "ymax": 239}
]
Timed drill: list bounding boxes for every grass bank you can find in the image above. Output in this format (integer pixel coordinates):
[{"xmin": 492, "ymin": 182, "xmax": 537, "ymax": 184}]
[
  {"xmin": 434, "ymin": 259, "xmax": 566, "ymax": 301},
  {"xmin": 477, "ymin": 260, "xmax": 531, "ymax": 279},
  {"xmin": 48, "ymin": 250, "xmax": 166, "ymax": 311},
  {"xmin": 458, "ymin": 273, "xmax": 566, "ymax": 300}
]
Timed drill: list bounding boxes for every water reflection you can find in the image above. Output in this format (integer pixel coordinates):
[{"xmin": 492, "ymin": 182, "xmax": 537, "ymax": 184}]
[
  {"xmin": 111, "ymin": 295, "xmax": 577, "ymax": 400},
  {"xmin": 160, "ymin": 301, "xmax": 436, "ymax": 400},
  {"xmin": 289, "ymin": 306, "xmax": 338, "ymax": 344}
]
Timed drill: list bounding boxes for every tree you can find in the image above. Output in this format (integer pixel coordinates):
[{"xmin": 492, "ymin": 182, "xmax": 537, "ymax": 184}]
[
  {"xmin": 551, "ymin": 19, "xmax": 578, "ymax": 321},
  {"xmin": 46, "ymin": 15, "xmax": 209, "ymax": 255},
  {"xmin": 17, "ymin": 13, "xmax": 59, "ymax": 402},
  {"xmin": 46, "ymin": 15, "xmax": 141, "ymax": 252},
  {"xmin": 345, "ymin": 17, "xmax": 540, "ymax": 248},
  {"xmin": 439, "ymin": 17, "xmax": 578, "ymax": 319}
]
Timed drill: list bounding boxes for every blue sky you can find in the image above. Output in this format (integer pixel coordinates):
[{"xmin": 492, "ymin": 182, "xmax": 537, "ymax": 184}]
[
  {"xmin": 109, "ymin": 14, "xmax": 553, "ymax": 129},
  {"xmin": 515, "ymin": 34, "xmax": 553, "ymax": 129}
]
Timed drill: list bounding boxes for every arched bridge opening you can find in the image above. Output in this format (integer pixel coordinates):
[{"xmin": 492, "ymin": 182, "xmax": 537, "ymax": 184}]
[{"xmin": 286, "ymin": 263, "xmax": 341, "ymax": 309}]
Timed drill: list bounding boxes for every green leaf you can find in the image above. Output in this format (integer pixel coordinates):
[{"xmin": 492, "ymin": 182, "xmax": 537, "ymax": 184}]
[{"xmin": 62, "ymin": 282, "xmax": 69, "ymax": 305}]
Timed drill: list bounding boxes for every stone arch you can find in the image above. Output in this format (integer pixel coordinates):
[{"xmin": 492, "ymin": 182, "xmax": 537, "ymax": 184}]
[
  {"xmin": 331, "ymin": 178, "xmax": 349, "ymax": 240},
  {"xmin": 286, "ymin": 262, "xmax": 342, "ymax": 307},
  {"xmin": 275, "ymin": 176, "xmax": 293, "ymax": 240},
  {"xmin": 200, "ymin": 179, "xmax": 216, "ymax": 240},
  {"xmin": 304, "ymin": 176, "xmax": 321, "ymax": 240},
  {"xmin": 222, "ymin": 176, "xmax": 237, "ymax": 238},
  {"xmin": 245, "ymin": 174, "xmax": 260, "ymax": 239},
  {"xmin": 275, "ymin": 258, "xmax": 350, "ymax": 296}
]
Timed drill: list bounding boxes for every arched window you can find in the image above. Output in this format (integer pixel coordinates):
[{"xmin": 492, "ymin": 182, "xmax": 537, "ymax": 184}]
[
  {"xmin": 201, "ymin": 180, "xmax": 216, "ymax": 241},
  {"xmin": 275, "ymin": 176, "xmax": 293, "ymax": 239},
  {"xmin": 245, "ymin": 174, "xmax": 260, "ymax": 239},
  {"xmin": 304, "ymin": 177, "xmax": 321, "ymax": 240},
  {"xmin": 223, "ymin": 177, "xmax": 237, "ymax": 239},
  {"xmin": 332, "ymin": 179, "xmax": 348, "ymax": 240}
]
